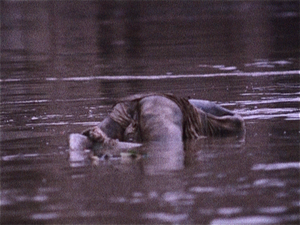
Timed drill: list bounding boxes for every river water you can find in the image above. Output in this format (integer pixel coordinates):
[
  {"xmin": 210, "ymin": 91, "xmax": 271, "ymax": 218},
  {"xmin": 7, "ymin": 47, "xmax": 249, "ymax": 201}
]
[{"xmin": 1, "ymin": 1, "xmax": 299, "ymax": 224}]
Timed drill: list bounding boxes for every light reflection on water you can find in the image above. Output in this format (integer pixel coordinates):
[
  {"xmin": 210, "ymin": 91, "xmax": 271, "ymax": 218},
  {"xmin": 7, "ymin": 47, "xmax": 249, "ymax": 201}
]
[
  {"xmin": 252, "ymin": 162, "xmax": 300, "ymax": 171},
  {"xmin": 1, "ymin": 72, "xmax": 299, "ymax": 224}
]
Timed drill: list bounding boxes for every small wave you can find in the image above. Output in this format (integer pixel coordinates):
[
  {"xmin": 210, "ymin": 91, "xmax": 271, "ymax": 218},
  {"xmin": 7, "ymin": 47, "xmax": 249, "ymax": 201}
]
[
  {"xmin": 143, "ymin": 212, "xmax": 188, "ymax": 223},
  {"xmin": 4, "ymin": 99, "xmax": 49, "ymax": 105},
  {"xmin": 2, "ymin": 153, "xmax": 39, "ymax": 161},
  {"xmin": 253, "ymin": 179, "xmax": 285, "ymax": 187},
  {"xmin": 242, "ymin": 111, "xmax": 299, "ymax": 120},
  {"xmin": 189, "ymin": 187, "xmax": 218, "ymax": 193},
  {"xmin": 26, "ymin": 121, "xmax": 99, "ymax": 127},
  {"xmin": 1, "ymin": 70, "xmax": 298, "ymax": 83},
  {"xmin": 258, "ymin": 206, "xmax": 287, "ymax": 214},
  {"xmin": 31, "ymin": 212, "xmax": 59, "ymax": 220},
  {"xmin": 237, "ymin": 97, "xmax": 300, "ymax": 105},
  {"xmin": 252, "ymin": 162, "xmax": 300, "ymax": 171},
  {"xmin": 217, "ymin": 207, "xmax": 243, "ymax": 215},
  {"xmin": 49, "ymin": 70, "xmax": 300, "ymax": 81},
  {"xmin": 210, "ymin": 216, "xmax": 280, "ymax": 225}
]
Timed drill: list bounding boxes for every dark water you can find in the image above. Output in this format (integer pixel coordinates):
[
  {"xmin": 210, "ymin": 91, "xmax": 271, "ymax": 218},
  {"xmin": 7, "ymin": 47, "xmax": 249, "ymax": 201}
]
[{"xmin": 1, "ymin": 1, "xmax": 300, "ymax": 224}]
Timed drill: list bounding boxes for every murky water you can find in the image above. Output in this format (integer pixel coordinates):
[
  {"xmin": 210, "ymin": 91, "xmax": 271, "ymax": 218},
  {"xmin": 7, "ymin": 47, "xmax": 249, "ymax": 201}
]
[{"xmin": 1, "ymin": 1, "xmax": 299, "ymax": 224}]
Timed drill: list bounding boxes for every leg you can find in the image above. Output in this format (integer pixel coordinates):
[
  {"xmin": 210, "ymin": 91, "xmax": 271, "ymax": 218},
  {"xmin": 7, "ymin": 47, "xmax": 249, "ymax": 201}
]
[
  {"xmin": 187, "ymin": 99, "xmax": 245, "ymax": 136},
  {"xmin": 205, "ymin": 113, "xmax": 245, "ymax": 136},
  {"xmin": 138, "ymin": 96, "xmax": 183, "ymax": 142},
  {"xmin": 189, "ymin": 99, "xmax": 234, "ymax": 117}
]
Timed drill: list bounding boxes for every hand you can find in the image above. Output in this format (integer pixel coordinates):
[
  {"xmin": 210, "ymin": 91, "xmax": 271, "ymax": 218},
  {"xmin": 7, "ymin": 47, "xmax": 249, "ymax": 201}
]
[{"xmin": 82, "ymin": 126, "xmax": 108, "ymax": 143}]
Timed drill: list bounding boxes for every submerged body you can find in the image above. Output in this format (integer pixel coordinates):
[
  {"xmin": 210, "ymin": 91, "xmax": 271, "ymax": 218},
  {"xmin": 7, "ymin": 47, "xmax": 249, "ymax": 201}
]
[{"xmin": 70, "ymin": 93, "xmax": 245, "ymax": 155}]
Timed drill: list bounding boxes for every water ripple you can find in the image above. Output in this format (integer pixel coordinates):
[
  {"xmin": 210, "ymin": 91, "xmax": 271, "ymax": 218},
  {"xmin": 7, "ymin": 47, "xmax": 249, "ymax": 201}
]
[
  {"xmin": 0, "ymin": 70, "xmax": 299, "ymax": 83},
  {"xmin": 252, "ymin": 162, "xmax": 300, "ymax": 171}
]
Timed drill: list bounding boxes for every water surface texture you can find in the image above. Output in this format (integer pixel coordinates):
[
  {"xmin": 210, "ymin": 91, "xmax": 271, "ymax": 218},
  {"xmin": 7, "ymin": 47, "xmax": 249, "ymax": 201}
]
[{"xmin": 1, "ymin": 1, "xmax": 299, "ymax": 224}]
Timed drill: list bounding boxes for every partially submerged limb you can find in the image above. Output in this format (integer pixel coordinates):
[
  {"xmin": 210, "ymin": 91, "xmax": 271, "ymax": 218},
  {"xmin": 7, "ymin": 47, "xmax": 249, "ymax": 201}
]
[
  {"xmin": 68, "ymin": 93, "xmax": 245, "ymax": 163},
  {"xmin": 69, "ymin": 125, "xmax": 142, "ymax": 159}
]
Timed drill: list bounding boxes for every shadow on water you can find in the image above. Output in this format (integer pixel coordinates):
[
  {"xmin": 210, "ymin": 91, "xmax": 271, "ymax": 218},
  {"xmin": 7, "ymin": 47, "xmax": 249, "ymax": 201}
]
[{"xmin": 1, "ymin": 1, "xmax": 299, "ymax": 224}]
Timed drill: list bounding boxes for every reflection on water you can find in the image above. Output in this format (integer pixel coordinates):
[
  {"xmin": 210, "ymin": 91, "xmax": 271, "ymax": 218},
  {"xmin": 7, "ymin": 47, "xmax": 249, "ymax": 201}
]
[
  {"xmin": 252, "ymin": 162, "xmax": 300, "ymax": 171},
  {"xmin": 1, "ymin": 1, "xmax": 299, "ymax": 78},
  {"xmin": 1, "ymin": 1, "xmax": 300, "ymax": 224}
]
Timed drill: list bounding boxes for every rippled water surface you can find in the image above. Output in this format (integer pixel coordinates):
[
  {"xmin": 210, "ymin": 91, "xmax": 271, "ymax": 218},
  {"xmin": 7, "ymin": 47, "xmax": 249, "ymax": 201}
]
[{"xmin": 1, "ymin": 1, "xmax": 299, "ymax": 224}]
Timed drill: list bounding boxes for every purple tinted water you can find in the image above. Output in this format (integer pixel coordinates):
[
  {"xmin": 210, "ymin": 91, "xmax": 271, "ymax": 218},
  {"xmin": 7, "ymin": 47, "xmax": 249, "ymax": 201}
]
[{"xmin": 1, "ymin": 1, "xmax": 299, "ymax": 224}]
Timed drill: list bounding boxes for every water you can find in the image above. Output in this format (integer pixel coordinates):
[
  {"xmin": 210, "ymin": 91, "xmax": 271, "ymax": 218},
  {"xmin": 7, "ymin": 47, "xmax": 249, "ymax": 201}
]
[{"xmin": 1, "ymin": 1, "xmax": 299, "ymax": 224}]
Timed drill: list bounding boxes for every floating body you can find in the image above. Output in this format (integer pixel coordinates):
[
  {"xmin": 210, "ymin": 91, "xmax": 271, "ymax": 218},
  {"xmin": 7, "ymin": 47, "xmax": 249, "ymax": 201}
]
[{"xmin": 69, "ymin": 93, "xmax": 245, "ymax": 156}]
